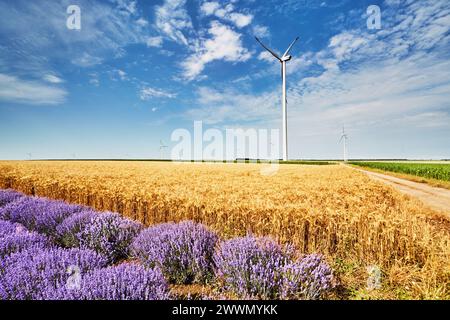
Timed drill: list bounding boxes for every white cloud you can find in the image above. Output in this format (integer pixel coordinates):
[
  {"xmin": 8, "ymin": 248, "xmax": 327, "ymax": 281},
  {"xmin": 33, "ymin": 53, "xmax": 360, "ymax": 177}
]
[
  {"xmin": 140, "ymin": 87, "xmax": 176, "ymax": 100},
  {"xmin": 397, "ymin": 112, "xmax": 450, "ymax": 128},
  {"xmin": 136, "ymin": 18, "xmax": 148, "ymax": 27},
  {"xmin": 159, "ymin": 49, "xmax": 175, "ymax": 57},
  {"xmin": 116, "ymin": 69, "xmax": 127, "ymax": 81},
  {"xmin": 0, "ymin": 0, "xmax": 148, "ymax": 75},
  {"xmin": 181, "ymin": 21, "xmax": 251, "ymax": 80},
  {"xmin": 328, "ymin": 32, "xmax": 368, "ymax": 62},
  {"xmin": 88, "ymin": 73, "xmax": 100, "ymax": 87},
  {"xmin": 0, "ymin": 73, "xmax": 67, "ymax": 105},
  {"xmin": 319, "ymin": 0, "xmax": 450, "ymax": 68},
  {"xmin": 287, "ymin": 54, "xmax": 450, "ymax": 134},
  {"xmin": 43, "ymin": 74, "xmax": 64, "ymax": 84},
  {"xmin": 200, "ymin": 1, "xmax": 220, "ymax": 15},
  {"xmin": 115, "ymin": 0, "xmax": 137, "ymax": 16},
  {"xmin": 252, "ymin": 24, "xmax": 270, "ymax": 38},
  {"xmin": 228, "ymin": 13, "xmax": 253, "ymax": 28},
  {"xmin": 185, "ymin": 86, "xmax": 279, "ymax": 124},
  {"xmin": 232, "ymin": 75, "xmax": 251, "ymax": 83},
  {"xmin": 146, "ymin": 36, "xmax": 164, "ymax": 48},
  {"xmin": 155, "ymin": 0, "xmax": 193, "ymax": 45},
  {"xmin": 200, "ymin": 1, "xmax": 253, "ymax": 28},
  {"xmin": 89, "ymin": 78, "xmax": 100, "ymax": 86},
  {"xmin": 71, "ymin": 53, "xmax": 103, "ymax": 67},
  {"xmin": 258, "ymin": 51, "xmax": 274, "ymax": 63}
]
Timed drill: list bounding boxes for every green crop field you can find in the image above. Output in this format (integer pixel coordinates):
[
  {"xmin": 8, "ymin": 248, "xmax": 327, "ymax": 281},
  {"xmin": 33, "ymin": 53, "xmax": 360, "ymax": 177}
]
[{"xmin": 350, "ymin": 162, "xmax": 450, "ymax": 181}]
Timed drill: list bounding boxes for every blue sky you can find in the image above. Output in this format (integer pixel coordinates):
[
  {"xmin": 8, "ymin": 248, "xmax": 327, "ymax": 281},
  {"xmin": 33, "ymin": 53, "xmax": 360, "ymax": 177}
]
[{"xmin": 0, "ymin": 0, "xmax": 449, "ymax": 160}]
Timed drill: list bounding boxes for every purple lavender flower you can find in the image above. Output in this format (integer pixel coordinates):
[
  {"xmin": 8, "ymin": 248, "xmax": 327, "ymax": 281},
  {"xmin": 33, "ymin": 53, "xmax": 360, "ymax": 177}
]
[
  {"xmin": 0, "ymin": 189, "xmax": 24, "ymax": 208},
  {"xmin": 59, "ymin": 264, "xmax": 170, "ymax": 300},
  {"xmin": 55, "ymin": 210, "xmax": 97, "ymax": 248},
  {"xmin": 0, "ymin": 231, "xmax": 51, "ymax": 260},
  {"xmin": 0, "ymin": 197, "xmax": 84, "ymax": 237},
  {"xmin": 282, "ymin": 254, "xmax": 334, "ymax": 300},
  {"xmin": 0, "ymin": 220, "xmax": 27, "ymax": 238},
  {"xmin": 0, "ymin": 247, "xmax": 108, "ymax": 300},
  {"xmin": 214, "ymin": 236, "xmax": 294, "ymax": 299},
  {"xmin": 131, "ymin": 221, "xmax": 218, "ymax": 284},
  {"xmin": 76, "ymin": 212, "xmax": 143, "ymax": 263}
]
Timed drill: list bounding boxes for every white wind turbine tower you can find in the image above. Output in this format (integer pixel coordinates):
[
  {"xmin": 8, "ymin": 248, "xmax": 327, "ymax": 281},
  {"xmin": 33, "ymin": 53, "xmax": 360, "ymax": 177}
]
[
  {"xmin": 255, "ymin": 36, "xmax": 299, "ymax": 161},
  {"xmin": 340, "ymin": 127, "xmax": 348, "ymax": 162},
  {"xmin": 159, "ymin": 140, "xmax": 168, "ymax": 160}
]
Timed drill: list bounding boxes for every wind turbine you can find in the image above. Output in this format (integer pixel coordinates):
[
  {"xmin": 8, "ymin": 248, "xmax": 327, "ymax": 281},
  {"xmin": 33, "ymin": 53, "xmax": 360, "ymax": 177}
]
[
  {"xmin": 159, "ymin": 140, "xmax": 168, "ymax": 160},
  {"xmin": 26, "ymin": 153, "xmax": 32, "ymax": 160},
  {"xmin": 255, "ymin": 36, "xmax": 299, "ymax": 161},
  {"xmin": 339, "ymin": 127, "xmax": 348, "ymax": 162}
]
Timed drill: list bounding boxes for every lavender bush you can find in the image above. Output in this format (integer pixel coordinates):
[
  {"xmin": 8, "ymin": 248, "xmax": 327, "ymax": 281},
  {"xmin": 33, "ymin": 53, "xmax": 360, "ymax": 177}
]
[
  {"xmin": 0, "ymin": 189, "xmax": 24, "ymax": 208},
  {"xmin": 282, "ymin": 254, "xmax": 334, "ymax": 300},
  {"xmin": 56, "ymin": 210, "xmax": 97, "ymax": 248},
  {"xmin": 214, "ymin": 236, "xmax": 294, "ymax": 299},
  {"xmin": 0, "ymin": 197, "xmax": 84, "ymax": 237},
  {"xmin": 60, "ymin": 264, "xmax": 170, "ymax": 300},
  {"xmin": 0, "ymin": 247, "xmax": 108, "ymax": 300},
  {"xmin": 0, "ymin": 220, "xmax": 26, "ymax": 238},
  {"xmin": 0, "ymin": 232, "xmax": 51, "ymax": 261},
  {"xmin": 214, "ymin": 236, "xmax": 335, "ymax": 299},
  {"xmin": 75, "ymin": 212, "xmax": 143, "ymax": 263},
  {"xmin": 132, "ymin": 221, "xmax": 218, "ymax": 284}
]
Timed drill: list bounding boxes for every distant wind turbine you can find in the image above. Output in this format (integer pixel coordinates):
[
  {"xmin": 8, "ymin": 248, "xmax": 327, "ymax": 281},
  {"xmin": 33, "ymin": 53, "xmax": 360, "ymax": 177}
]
[
  {"xmin": 26, "ymin": 153, "xmax": 32, "ymax": 160},
  {"xmin": 159, "ymin": 140, "xmax": 168, "ymax": 160},
  {"xmin": 255, "ymin": 35, "xmax": 300, "ymax": 161},
  {"xmin": 339, "ymin": 127, "xmax": 348, "ymax": 162}
]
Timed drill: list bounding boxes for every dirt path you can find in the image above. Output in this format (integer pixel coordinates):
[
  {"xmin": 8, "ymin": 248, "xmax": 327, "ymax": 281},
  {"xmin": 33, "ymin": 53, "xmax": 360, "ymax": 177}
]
[{"xmin": 349, "ymin": 166, "xmax": 450, "ymax": 216}]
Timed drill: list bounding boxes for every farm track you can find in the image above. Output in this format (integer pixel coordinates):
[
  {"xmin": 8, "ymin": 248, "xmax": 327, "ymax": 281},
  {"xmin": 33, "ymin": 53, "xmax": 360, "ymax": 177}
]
[{"xmin": 352, "ymin": 166, "xmax": 450, "ymax": 217}]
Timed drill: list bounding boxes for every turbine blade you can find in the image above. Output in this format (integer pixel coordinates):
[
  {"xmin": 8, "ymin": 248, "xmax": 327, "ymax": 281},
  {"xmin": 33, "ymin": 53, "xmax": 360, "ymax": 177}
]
[
  {"xmin": 282, "ymin": 36, "xmax": 299, "ymax": 58},
  {"xmin": 255, "ymin": 37, "xmax": 281, "ymax": 61}
]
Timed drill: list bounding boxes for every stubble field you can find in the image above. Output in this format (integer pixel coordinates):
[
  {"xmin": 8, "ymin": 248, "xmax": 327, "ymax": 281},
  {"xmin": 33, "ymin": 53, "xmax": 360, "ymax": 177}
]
[{"xmin": 0, "ymin": 160, "xmax": 448, "ymax": 299}]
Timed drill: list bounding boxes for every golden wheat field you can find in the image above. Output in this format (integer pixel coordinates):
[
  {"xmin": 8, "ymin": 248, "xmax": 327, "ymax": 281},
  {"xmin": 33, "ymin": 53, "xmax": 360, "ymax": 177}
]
[{"xmin": 0, "ymin": 160, "xmax": 449, "ymax": 299}]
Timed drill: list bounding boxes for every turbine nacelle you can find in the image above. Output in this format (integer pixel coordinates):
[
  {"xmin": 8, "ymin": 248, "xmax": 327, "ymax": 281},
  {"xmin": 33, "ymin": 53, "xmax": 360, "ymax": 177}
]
[{"xmin": 255, "ymin": 36, "xmax": 299, "ymax": 63}]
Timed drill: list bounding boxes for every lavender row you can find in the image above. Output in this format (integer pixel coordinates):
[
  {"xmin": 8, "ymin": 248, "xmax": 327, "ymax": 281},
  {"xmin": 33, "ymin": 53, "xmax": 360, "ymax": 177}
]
[
  {"xmin": 0, "ymin": 189, "xmax": 335, "ymax": 300},
  {"xmin": 0, "ymin": 219, "xmax": 168, "ymax": 300},
  {"xmin": 134, "ymin": 227, "xmax": 334, "ymax": 299},
  {"xmin": 0, "ymin": 190, "xmax": 167, "ymax": 300},
  {"xmin": 0, "ymin": 190, "xmax": 142, "ymax": 263}
]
